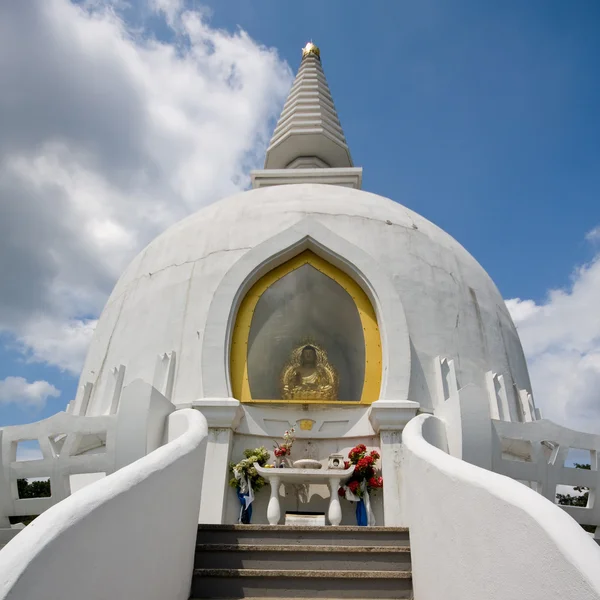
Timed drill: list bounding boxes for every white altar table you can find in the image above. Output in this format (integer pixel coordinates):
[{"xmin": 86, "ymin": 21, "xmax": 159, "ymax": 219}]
[{"xmin": 254, "ymin": 464, "xmax": 355, "ymax": 526}]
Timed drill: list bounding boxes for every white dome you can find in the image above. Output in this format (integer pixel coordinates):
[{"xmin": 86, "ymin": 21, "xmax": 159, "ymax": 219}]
[{"xmin": 76, "ymin": 184, "xmax": 531, "ymax": 418}]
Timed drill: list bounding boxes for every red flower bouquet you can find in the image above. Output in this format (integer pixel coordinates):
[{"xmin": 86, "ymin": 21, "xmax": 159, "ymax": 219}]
[{"xmin": 338, "ymin": 445, "xmax": 383, "ymax": 499}]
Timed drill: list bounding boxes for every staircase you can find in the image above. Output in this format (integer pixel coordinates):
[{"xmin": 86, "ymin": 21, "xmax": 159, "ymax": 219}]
[{"xmin": 192, "ymin": 525, "xmax": 412, "ymax": 599}]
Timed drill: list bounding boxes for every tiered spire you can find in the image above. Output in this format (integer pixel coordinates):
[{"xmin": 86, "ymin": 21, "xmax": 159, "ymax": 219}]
[
  {"xmin": 264, "ymin": 42, "xmax": 353, "ymax": 170},
  {"xmin": 252, "ymin": 42, "xmax": 362, "ymax": 189}
]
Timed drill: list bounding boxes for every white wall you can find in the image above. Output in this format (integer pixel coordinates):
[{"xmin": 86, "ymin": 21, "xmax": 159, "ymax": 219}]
[
  {"xmin": 434, "ymin": 383, "xmax": 493, "ymax": 470},
  {"xmin": 0, "ymin": 409, "xmax": 208, "ymax": 600},
  {"xmin": 403, "ymin": 414, "xmax": 600, "ymax": 600},
  {"xmin": 76, "ymin": 184, "xmax": 532, "ymax": 416}
]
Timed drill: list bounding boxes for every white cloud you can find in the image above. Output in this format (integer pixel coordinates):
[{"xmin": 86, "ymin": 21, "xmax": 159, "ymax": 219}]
[
  {"xmin": 504, "ymin": 298, "xmax": 541, "ymax": 324},
  {"xmin": 0, "ymin": 377, "xmax": 60, "ymax": 409},
  {"xmin": 0, "ymin": 1, "xmax": 292, "ymax": 374},
  {"xmin": 506, "ymin": 254, "xmax": 600, "ymax": 433},
  {"xmin": 585, "ymin": 226, "xmax": 600, "ymax": 243},
  {"xmin": 15, "ymin": 317, "xmax": 98, "ymax": 376}
]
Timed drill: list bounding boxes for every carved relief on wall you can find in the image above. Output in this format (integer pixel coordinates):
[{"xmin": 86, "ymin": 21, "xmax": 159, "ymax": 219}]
[{"xmin": 280, "ymin": 342, "xmax": 339, "ymax": 401}]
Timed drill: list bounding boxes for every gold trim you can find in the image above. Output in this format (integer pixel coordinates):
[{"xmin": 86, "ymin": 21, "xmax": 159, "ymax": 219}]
[{"xmin": 230, "ymin": 250, "xmax": 382, "ymax": 404}]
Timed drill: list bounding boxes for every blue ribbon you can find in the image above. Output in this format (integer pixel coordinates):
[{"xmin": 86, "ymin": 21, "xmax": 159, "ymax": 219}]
[
  {"xmin": 355, "ymin": 498, "xmax": 368, "ymax": 526},
  {"xmin": 237, "ymin": 489, "xmax": 253, "ymax": 524}
]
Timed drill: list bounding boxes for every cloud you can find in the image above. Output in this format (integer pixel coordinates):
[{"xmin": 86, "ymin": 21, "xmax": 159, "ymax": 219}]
[
  {"xmin": 14, "ymin": 317, "xmax": 98, "ymax": 376},
  {"xmin": 585, "ymin": 226, "xmax": 600, "ymax": 244},
  {"xmin": 0, "ymin": 377, "xmax": 60, "ymax": 409},
  {"xmin": 0, "ymin": 1, "xmax": 292, "ymax": 373},
  {"xmin": 506, "ymin": 254, "xmax": 600, "ymax": 433}
]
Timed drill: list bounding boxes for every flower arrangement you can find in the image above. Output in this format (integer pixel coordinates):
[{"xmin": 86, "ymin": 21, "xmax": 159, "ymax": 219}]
[
  {"xmin": 338, "ymin": 444, "xmax": 383, "ymax": 499},
  {"xmin": 273, "ymin": 424, "xmax": 296, "ymax": 458},
  {"xmin": 228, "ymin": 446, "xmax": 270, "ymax": 492}
]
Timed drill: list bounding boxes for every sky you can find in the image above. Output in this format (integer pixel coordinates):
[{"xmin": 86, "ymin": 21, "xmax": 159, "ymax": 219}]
[{"xmin": 0, "ymin": 0, "xmax": 599, "ymax": 442}]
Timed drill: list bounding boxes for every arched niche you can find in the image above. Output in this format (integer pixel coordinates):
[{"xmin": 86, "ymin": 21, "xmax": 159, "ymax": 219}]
[
  {"xmin": 230, "ymin": 250, "xmax": 382, "ymax": 404},
  {"xmin": 201, "ymin": 218, "xmax": 411, "ymax": 403}
]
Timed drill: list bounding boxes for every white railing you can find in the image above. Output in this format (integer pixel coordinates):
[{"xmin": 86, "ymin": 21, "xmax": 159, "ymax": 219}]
[
  {"xmin": 0, "ymin": 408, "xmax": 208, "ymax": 600},
  {"xmin": 403, "ymin": 413, "xmax": 600, "ymax": 600},
  {"xmin": 0, "ymin": 378, "xmax": 175, "ymax": 524},
  {"xmin": 1, "ymin": 412, "xmax": 116, "ymax": 518},
  {"xmin": 492, "ymin": 418, "xmax": 600, "ymax": 531}
]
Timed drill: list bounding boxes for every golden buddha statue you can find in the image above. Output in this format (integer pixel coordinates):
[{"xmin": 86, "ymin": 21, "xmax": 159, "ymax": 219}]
[{"xmin": 281, "ymin": 343, "xmax": 339, "ymax": 400}]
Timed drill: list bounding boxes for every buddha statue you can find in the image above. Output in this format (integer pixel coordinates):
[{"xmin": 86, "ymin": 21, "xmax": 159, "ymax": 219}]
[{"xmin": 281, "ymin": 343, "xmax": 339, "ymax": 400}]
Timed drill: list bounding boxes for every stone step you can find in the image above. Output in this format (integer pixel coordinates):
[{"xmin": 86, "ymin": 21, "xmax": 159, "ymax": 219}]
[
  {"xmin": 191, "ymin": 569, "xmax": 413, "ymax": 599},
  {"xmin": 196, "ymin": 525, "xmax": 410, "ymax": 547},
  {"xmin": 195, "ymin": 544, "xmax": 411, "ymax": 571}
]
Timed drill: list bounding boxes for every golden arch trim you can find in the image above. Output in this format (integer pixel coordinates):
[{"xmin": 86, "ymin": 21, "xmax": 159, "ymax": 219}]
[{"xmin": 230, "ymin": 250, "xmax": 382, "ymax": 404}]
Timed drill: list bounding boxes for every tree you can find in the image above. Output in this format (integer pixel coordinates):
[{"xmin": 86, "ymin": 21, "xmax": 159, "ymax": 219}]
[
  {"xmin": 556, "ymin": 463, "xmax": 594, "ymax": 533},
  {"xmin": 17, "ymin": 478, "xmax": 51, "ymax": 499},
  {"xmin": 556, "ymin": 463, "xmax": 590, "ymax": 507}
]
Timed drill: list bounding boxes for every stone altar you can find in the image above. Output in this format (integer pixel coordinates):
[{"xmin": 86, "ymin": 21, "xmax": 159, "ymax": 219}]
[{"xmin": 254, "ymin": 464, "xmax": 354, "ymax": 526}]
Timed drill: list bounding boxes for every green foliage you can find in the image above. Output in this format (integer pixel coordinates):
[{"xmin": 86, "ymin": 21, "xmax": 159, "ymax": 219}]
[
  {"xmin": 556, "ymin": 463, "xmax": 591, "ymax": 506},
  {"xmin": 555, "ymin": 463, "xmax": 595, "ymax": 532},
  {"xmin": 17, "ymin": 478, "xmax": 51, "ymax": 499},
  {"xmin": 229, "ymin": 446, "xmax": 271, "ymax": 492}
]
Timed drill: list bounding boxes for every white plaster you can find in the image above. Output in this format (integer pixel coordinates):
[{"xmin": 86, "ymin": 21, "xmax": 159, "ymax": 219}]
[
  {"xmin": 201, "ymin": 216, "xmax": 412, "ymax": 405},
  {"xmin": 492, "ymin": 418, "xmax": 600, "ymax": 530},
  {"xmin": 365, "ymin": 400, "xmax": 420, "ymax": 526},
  {"xmin": 285, "ymin": 513, "xmax": 326, "ymax": 526},
  {"xmin": 0, "ymin": 409, "xmax": 208, "ymax": 600},
  {"xmin": 198, "ymin": 427, "xmax": 234, "ymax": 524},
  {"xmin": 0, "ymin": 432, "xmax": 11, "ymax": 528},
  {"xmin": 486, "ymin": 371, "xmax": 511, "ymax": 421},
  {"xmin": 379, "ymin": 430, "xmax": 404, "ymax": 526},
  {"xmin": 108, "ymin": 364, "xmax": 126, "ymax": 415},
  {"xmin": 192, "ymin": 398, "xmax": 243, "ymax": 429},
  {"xmin": 403, "ymin": 413, "xmax": 600, "ymax": 600},
  {"xmin": 518, "ymin": 388, "xmax": 535, "ymax": 422},
  {"xmin": 78, "ymin": 382, "xmax": 93, "ymax": 416},
  {"xmin": 368, "ymin": 400, "xmax": 420, "ymax": 432},
  {"xmin": 238, "ymin": 403, "xmax": 376, "ymax": 439},
  {"xmin": 69, "ymin": 472, "xmax": 106, "ymax": 494},
  {"xmin": 264, "ymin": 53, "xmax": 353, "ymax": 170},
  {"xmin": 153, "ymin": 352, "xmax": 176, "ymax": 402},
  {"xmin": 433, "ymin": 356, "xmax": 458, "ymax": 408},
  {"xmin": 114, "ymin": 379, "xmax": 175, "ymax": 470},
  {"xmin": 75, "ymin": 183, "xmax": 532, "ymax": 427},
  {"xmin": 192, "ymin": 399, "xmax": 244, "ymax": 524},
  {"xmin": 434, "ymin": 383, "xmax": 493, "ymax": 470},
  {"xmin": 251, "ymin": 167, "xmax": 362, "ymax": 189},
  {"xmin": 1, "ymin": 411, "xmax": 116, "ymax": 516},
  {"xmin": 0, "ymin": 380, "xmax": 177, "ymax": 517}
]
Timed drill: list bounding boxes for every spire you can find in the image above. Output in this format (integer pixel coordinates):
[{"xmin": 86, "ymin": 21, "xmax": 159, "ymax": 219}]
[
  {"xmin": 251, "ymin": 42, "xmax": 362, "ymax": 190},
  {"xmin": 264, "ymin": 42, "xmax": 353, "ymax": 170}
]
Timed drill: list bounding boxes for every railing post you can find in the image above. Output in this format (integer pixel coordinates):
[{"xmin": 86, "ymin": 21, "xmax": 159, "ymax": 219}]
[
  {"xmin": 193, "ymin": 399, "xmax": 243, "ymax": 524},
  {"xmin": 0, "ymin": 431, "xmax": 12, "ymax": 527},
  {"xmin": 114, "ymin": 379, "xmax": 175, "ymax": 471},
  {"xmin": 369, "ymin": 400, "xmax": 420, "ymax": 526}
]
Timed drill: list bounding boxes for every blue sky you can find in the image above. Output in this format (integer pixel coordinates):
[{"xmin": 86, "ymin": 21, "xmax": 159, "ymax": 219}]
[
  {"xmin": 0, "ymin": 0, "xmax": 599, "ymax": 432},
  {"xmin": 194, "ymin": 0, "xmax": 600, "ymax": 298}
]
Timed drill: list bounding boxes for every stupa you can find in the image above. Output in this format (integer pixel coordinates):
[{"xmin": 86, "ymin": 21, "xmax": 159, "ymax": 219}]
[{"xmin": 1, "ymin": 42, "xmax": 600, "ymax": 600}]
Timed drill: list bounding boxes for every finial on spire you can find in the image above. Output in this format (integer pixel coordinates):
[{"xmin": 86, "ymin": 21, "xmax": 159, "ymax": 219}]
[{"xmin": 302, "ymin": 41, "xmax": 320, "ymax": 60}]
